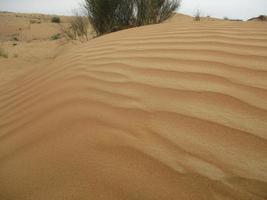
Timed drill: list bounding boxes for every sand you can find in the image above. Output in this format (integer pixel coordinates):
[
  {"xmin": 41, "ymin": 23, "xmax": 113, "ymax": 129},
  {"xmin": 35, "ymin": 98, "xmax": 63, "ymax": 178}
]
[
  {"xmin": 0, "ymin": 13, "xmax": 267, "ymax": 200},
  {"xmin": 0, "ymin": 12, "xmax": 77, "ymax": 85}
]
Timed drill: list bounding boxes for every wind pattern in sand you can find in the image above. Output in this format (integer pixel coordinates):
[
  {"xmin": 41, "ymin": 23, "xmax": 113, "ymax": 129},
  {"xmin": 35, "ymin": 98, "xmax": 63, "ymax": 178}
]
[{"xmin": 0, "ymin": 14, "xmax": 267, "ymax": 200}]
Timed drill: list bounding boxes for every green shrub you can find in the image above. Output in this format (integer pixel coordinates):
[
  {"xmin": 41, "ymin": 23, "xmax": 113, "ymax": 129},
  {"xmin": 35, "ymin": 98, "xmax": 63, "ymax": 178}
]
[
  {"xmin": 51, "ymin": 16, "xmax": 61, "ymax": 23},
  {"xmin": 50, "ymin": 33, "xmax": 61, "ymax": 40},
  {"xmin": 84, "ymin": 0, "xmax": 180, "ymax": 36},
  {"xmin": 135, "ymin": 0, "xmax": 180, "ymax": 25}
]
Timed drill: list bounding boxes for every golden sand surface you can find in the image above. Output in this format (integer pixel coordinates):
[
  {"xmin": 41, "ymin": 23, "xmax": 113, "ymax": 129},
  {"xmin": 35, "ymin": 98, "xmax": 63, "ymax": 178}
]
[{"xmin": 0, "ymin": 13, "xmax": 267, "ymax": 200}]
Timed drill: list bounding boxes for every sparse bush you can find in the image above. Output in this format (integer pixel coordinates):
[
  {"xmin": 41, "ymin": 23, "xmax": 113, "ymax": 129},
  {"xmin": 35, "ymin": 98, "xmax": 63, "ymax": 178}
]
[
  {"xmin": 60, "ymin": 25, "xmax": 76, "ymax": 40},
  {"xmin": 70, "ymin": 14, "xmax": 90, "ymax": 41},
  {"xmin": 257, "ymin": 15, "xmax": 267, "ymax": 21},
  {"xmin": 0, "ymin": 47, "xmax": 8, "ymax": 58},
  {"xmin": 84, "ymin": 0, "xmax": 134, "ymax": 35},
  {"xmin": 50, "ymin": 33, "xmax": 61, "ymax": 40},
  {"xmin": 194, "ymin": 9, "xmax": 201, "ymax": 21},
  {"xmin": 51, "ymin": 16, "xmax": 61, "ymax": 23},
  {"xmin": 84, "ymin": 0, "xmax": 180, "ymax": 36},
  {"xmin": 135, "ymin": 0, "xmax": 180, "ymax": 26},
  {"xmin": 248, "ymin": 15, "xmax": 267, "ymax": 21},
  {"xmin": 60, "ymin": 11, "xmax": 90, "ymax": 41},
  {"xmin": 224, "ymin": 16, "xmax": 229, "ymax": 20},
  {"xmin": 29, "ymin": 19, "xmax": 41, "ymax": 24},
  {"xmin": 11, "ymin": 36, "xmax": 19, "ymax": 41}
]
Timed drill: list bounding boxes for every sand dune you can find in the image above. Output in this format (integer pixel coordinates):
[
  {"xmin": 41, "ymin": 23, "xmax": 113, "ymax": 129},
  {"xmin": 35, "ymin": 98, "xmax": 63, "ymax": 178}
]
[
  {"xmin": 0, "ymin": 14, "xmax": 267, "ymax": 199},
  {"xmin": 0, "ymin": 12, "xmax": 76, "ymax": 86}
]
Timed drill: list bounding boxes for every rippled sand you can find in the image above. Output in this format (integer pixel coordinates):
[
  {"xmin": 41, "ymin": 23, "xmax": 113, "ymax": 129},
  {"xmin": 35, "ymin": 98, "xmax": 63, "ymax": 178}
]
[{"xmin": 0, "ymin": 14, "xmax": 267, "ymax": 200}]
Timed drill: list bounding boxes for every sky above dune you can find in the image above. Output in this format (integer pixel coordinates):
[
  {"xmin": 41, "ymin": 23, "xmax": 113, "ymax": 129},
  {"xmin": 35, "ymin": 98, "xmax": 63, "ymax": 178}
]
[{"xmin": 0, "ymin": 0, "xmax": 267, "ymax": 20}]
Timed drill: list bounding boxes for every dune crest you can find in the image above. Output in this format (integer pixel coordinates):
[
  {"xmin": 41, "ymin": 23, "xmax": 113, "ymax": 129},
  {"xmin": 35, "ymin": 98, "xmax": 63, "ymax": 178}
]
[{"xmin": 0, "ymin": 14, "xmax": 267, "ymax": 199}]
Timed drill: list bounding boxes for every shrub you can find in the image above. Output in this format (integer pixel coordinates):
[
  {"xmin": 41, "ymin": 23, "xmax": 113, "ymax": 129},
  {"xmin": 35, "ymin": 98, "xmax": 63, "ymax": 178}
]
[
  {"xmin": 0, "ymin": 47, "xmax": 8, "ymax": 58},
  {"xmin": 51, "ymin": 16, "xmax": 61, "ymax": 23},
  {"xmin": 194, "ymin": 9, "xmax": 201, "ymax": 21},
  {"xmin": 84, "ymin": 0, "xmax": 129, "ymax": 35},
  {"xmin": 50, "ymin": 33, "xmax": 61, "ymax": 40},
  {"xmin": 60, "ymin": 12, "xmax": 90, "ymax": 41},
  {"xmin": 135, "ymin": 0, "xmax": 180, "ymax": 25},
  {"xmin": 70, "ymin": 14, "xmax": 90, "ymax": 41},
  {"xmin": 256, "ymin": 15, "xmax": 267, "ymax": 21},
  {"xmin": 248, "ymin": 16, "xmax": 262, "ymax": 21},
  {"xmin": 30, "ymin": 19, "xmax": 41, "ymax": 24},
  {"xmin": 60, "ymin": 25, "xmax": 76, "ymax": 40},
  {"xmin": 84, "ymin": 0, "xmax": 180, "ymax": 36},
  {"xmin": 11, "ymin": 36, "xmax": 19, "ymax": 41}
]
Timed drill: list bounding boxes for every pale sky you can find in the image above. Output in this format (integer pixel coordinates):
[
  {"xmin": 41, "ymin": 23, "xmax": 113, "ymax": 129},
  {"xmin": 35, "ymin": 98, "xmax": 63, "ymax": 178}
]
[{"xmin": 0, "ymin": 0, "xmax": 267, "ymax": 20}]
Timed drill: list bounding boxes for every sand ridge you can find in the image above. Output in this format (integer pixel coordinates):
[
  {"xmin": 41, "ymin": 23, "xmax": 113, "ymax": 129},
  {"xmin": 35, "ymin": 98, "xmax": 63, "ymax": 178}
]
[{"xmin": 0, "ymin": 14, "xmax": 267, "ymax": 199}]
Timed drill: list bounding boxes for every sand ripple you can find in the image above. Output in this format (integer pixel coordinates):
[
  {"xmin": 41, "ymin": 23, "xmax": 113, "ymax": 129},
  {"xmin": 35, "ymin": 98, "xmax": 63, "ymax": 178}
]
[{"xmin": 0, "ymin": 15, "xmax": 267, "ymax": 199}]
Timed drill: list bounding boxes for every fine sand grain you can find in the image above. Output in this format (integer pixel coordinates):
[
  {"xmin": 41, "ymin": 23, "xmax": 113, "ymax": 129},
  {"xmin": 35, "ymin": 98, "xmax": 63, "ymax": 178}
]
[{"xmin": 0, "ymin": 14, "xmax": 267, "ymax": 200}]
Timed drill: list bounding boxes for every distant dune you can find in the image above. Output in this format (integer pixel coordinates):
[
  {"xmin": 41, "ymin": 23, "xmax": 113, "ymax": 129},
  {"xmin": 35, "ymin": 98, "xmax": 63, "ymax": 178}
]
[
  {"xmin": 0, "ymin": 12, "xmax": 76, "ymax": 84},
  {"xmin": 0, "ymin": 13, "xmax": 267, "ymax": 200}
]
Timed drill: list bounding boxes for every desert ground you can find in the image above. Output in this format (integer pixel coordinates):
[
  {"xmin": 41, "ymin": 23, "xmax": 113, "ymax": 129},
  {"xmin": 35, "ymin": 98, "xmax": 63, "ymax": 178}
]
[
  {"xmin": 0, "ymin": 12, "xmax": 81, "ymax": 85},
  {"xmin": 0, "ymin": 12, "xmax": 267, "ymax": 200}
]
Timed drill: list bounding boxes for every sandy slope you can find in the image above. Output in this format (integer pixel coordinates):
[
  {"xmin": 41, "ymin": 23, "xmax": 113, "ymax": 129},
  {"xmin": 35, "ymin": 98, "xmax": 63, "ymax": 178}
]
[
  {"xmin": 0, "ymin": 12, "xmax": 76, "ymax": 85},
  {"xmin": 0, "ymin": 14, "xmax": 267, "ymax": 199}
]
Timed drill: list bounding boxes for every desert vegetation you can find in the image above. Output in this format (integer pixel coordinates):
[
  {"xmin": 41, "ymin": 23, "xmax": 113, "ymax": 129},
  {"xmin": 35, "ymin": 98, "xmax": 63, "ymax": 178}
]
[
  {"xmin": 50, "ymin": 33, "xmax": 61, "ymax": 40},
  {"xmin": 1, "ymin": 6, "xmax": 267, "ymax": 200},
  {"xmin": 194, "ymin": 9, "xmax": 201, "ymax": 21},
  {"xmin": 51, "ymin": 16, "xmax": 60, "ymax": 23},
  {"xmin": 11, "ymin": 34, "xmax": 19, "ymax": 42},
  {"xmin": 0, "ymin": 47, "xmax": 8, "ymax": 58},
  {"xmin": 29, "ymin": 19, "xmax": 41, "ymax": 24},
  {"xmin": 70, "ymin": 15, "xmax": 90, "ymax": 41},
  {"xmin": 84, "ymin": 0, "xmax": 180, "ymax": 35},
  {"xmin": 60, "ymin": 11, "xmax": 90, "ymax": 41},
  {"xmin": 248, "ymin": 15, "xmax": 267, "ymax": 21}
]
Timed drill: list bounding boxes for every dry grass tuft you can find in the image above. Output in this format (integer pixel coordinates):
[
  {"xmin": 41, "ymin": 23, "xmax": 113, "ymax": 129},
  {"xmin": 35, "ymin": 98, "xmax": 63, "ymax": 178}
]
[
  {"xmin": 60, "ymin": 14, "xmax": 90, "ymax": 42},
  {"xmin": 0, "ymin": 47, "xmax": 8, "ymax": 58}
]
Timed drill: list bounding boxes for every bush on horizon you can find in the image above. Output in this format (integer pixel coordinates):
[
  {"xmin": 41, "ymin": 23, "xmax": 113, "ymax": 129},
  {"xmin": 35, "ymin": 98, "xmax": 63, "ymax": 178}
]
[
  {"xmin": 194, "ymin": 9, "xmax": 201, "ymax": 21},
  {"xmin": 84, "ymin": 0, "xmax": 180, "ymax": 36},
  {"xmin": 51, "ymin": 16, "xmax": 61, "ymax": 23}
]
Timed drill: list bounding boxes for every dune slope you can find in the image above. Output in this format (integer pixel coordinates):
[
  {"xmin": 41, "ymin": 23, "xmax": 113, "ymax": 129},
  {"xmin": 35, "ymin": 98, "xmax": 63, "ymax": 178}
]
[{"xmin": 0, "ymin": 15, "xmax": 267, "ymax": 200}]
